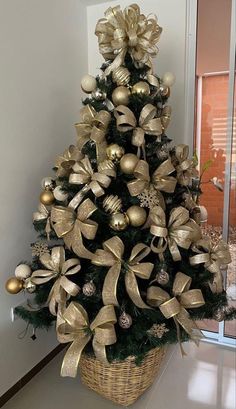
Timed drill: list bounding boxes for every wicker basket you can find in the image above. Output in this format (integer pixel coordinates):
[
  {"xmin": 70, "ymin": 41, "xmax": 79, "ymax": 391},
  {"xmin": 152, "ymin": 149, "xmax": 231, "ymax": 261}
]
[{"xmin": 79, "ymin": 347, "xmax": 166, "ymax": 406}]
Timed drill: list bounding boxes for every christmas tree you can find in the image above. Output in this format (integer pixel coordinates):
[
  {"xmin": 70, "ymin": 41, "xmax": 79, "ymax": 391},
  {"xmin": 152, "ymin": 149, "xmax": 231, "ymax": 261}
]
[{"xmin": 6, "ymin": 3, "xmax": 235, "ymax": 380}]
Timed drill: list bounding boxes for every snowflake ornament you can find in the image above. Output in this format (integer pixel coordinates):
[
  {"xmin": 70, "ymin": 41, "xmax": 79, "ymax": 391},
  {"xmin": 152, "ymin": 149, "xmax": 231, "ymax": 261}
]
[
  {"xmin": 147, "ymin": 323, "xmax": 169, "ymax": 339},
  {"xmin": 31, "ymin": 242, "xmax": 50, "ymax": 258},
  {"xmin": 137, "ymin": 185, "xmax": 162, "ymax": 209}
]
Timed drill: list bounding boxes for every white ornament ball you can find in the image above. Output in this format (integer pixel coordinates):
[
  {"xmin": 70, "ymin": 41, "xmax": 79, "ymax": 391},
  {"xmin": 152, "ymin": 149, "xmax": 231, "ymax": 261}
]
[
  {"xmin": 81, "ymin": 74, "xmax": 97, "ymax": 93},
  {"xmin": 15, "ymin": 264, "xmax": 32, "ymax": 280},
  {"xmin": 199, "ymin": 205, "xmax": 208, "ymax": 223},
  {"xmin": 162, "ymin": 72, "xmax": 175, "ymax": 87},
  {"xmin": 53, "ymin": 186, "xmax": 69, "ymax": 202}
]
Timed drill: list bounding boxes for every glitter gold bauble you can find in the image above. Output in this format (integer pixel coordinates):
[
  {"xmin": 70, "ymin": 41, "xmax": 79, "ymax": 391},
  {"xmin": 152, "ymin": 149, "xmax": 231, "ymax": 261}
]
[
  {"xmin": 120, "ymin": 153, "xmax": 139, "ymax": 175},
  {"xmin": 112, "ymin": 66, "xmax": 131, "ymax": 86},
  {"xmin": 40, "ymin": 189, "xmax": 54, "ymax": 206},
  {"xmin": 126, "ymin": 205, "xmax": 147, "ymax": 227},
  {"xmin": 24, "ymin": 278, "xmax": 36, "ymax": 294},
  {"xmin": 81, "ymin": 74, "xmax": 97, "ymax": 93},
  {"xmin": 82, "ymin": 281, "xmax": 96, "ymax": 297},
  {"xmin": 118, "ymin": 312, "xmax": 132, "ymax": 329},
  {"xmin": 156, "ymin": 269, "xmax": 169, "ymax": 285},
  {"xmin": 112, "ymin": 86, "xmax": 130, "ymax": 106},
  {"xmin": 103, "ymin": 195, "xmax": 122, "ymax": 214},
  {"xmin": 106, "ymin": 144, "xmax": 125, "ymax": 162},
  {"xmin": 5, "ymin": 277, "xmax": 23, "ymax": 294},
  {"xmin": 132, "ymin": 81, "xmax": 150, "ymax": 96},
  {"xmin": 15, "ymin": 264, "xmax": 32, "ymax": 280},
  {"xmin": 109, "ymin": 212, "xmax": 129, "ymax": 231}
]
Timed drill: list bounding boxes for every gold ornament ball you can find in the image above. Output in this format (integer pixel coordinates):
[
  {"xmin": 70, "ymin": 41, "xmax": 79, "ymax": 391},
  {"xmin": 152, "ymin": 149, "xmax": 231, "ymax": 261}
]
[
  {"xmin": 112, "ymin": 86, "xmax": 130, "ymax": 106},
  {"xmin": 81, "ymin": 74, "xmax": 97, "ymax": 93},
  {"xmin": 160, "ymin": 86, "xmax": 170, "ymax": 98},
  {"xmin": 126, "ymin": 205, "xmax": 147, "ymax": 227},
  {"xmin": 109, "ymin": 212, "xmax": 129, "ymax": 231},
  {"xmin": 112, "ymin": 66, "xmax": 131, "ymax": 86},
  {"xmin": 106, "ymin": 144, "xmax": 125, "ymax": 162},
  {"xmin": 5, "ymin": 277, "xmax": 23, "ymax": 294},
  {"xmin": 132, "ymin": 81, "xmax": 150, "ymax": 96},
  {"xmin": 120, "ymin": 153, "xmax": 139, "ymax": 174},
  {"xmin": 40, "ymin": 189, "xmax": 54, "ymax": 206}
]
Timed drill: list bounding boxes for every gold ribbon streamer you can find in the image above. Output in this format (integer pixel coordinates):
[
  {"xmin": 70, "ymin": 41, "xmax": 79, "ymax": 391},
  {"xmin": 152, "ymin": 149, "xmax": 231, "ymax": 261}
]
[
  {"xmin": 150, "ymin": 206, "xmax": 202, "ymax": 261},
  {"xmin": 95, "ymin": 4, "xmax": 162, "ymax": 75},
  {"xmin": 147, "ymin": 272, "xmax": 205, "ymax": 353},
  {"xmin": 92, "ymin": 236, "xmax": 153, "ymax": 308},
  {"xmin": 57, "ymin": 302, "xmax": 117, "ymax": 377},
  {"xmin": 51, "ymin": 198, "xmax": 98, "ymax": 259},
  {"xmin": 75, "ymin": 105, "xmax": 111, "ymax": 163},
  {"xmin": 54, "ymin": 145, "xmax": 84, "ymax": 178},
  {"xmin": 114, "ymin": 104, "xmax": 162, "ymax": 155},
  {"xmin": 33, "ymin": 203, "xmax": 52, "ymax": 241},
  {"xmin": 68, "ymin": 156, "xmax": 114, "ymax": 208},
  {"xmin": 152, "ymin": 158, "xmax": 177, "ymax": 193},
  {"xmin": 174, "ymin": 145, "xmax": 198, "ymax": 186},
  {"xmin": 190, "ymin": 238, "xmax": 231, "ymax": 293},
  {"xmin": 31, "ymin": 247, "xmax": 80, "ymax": 316}
]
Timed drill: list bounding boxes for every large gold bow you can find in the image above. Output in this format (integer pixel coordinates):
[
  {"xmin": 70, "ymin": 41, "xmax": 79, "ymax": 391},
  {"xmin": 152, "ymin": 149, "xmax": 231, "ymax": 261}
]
[
  {"xmin": 57, "ymin": 302, "xmax": 117, "ymax": 377},
  {"xmin": 147, "ymin": 272, "xmax": 205, "ymax": 353},
  {"xmin": 95, "ymin": 4, "xmax": 162, "ymax": 75},
  {"xmin": 150, "ymin": 206, "xmax": 202, "ymax": 261},
  {"xmin": 127, "ymin": 158, "xmax": 176, "ymax": 206},
  {"xmin": 75, "ymin": 105, "xmax": 111, "ymax": 163},
  {"xmin": 51, "ymin": 198, "xmax": 98, "ymax": 259},
  {"xmin": 92, "ymin": 236, "xmax": 153, "ymax": 309},
  {"xmin": 54, "ymin": 145, "xmax": 84, "ymax": 178},
  {"xmin": 114, "ymin": 104, "xmax": 162, "ymax": 154},
  {"xmin": 31, "ymin": 247, "xmax": 80, "ymax": 316},
  {"xmin": 33, "ymin": 203, "xmax": 52, "ymax": 240},
  {"xmin": 68, "ymin": 156, "xmax": 114, "ymax": 209},
  {"xmin": 190, "ymin": 238, "xmax": 231, "ymax": 293},
  {"xmin": 174, "ymin": 145, "xmax": 198, "ymax": 186}
]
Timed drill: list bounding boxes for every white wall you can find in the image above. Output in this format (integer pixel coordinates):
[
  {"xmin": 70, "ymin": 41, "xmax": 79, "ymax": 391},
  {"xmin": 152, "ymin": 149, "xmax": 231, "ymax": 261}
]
[
  {"xmin": 0, "ymin": 0, "xmax": 88, "ymax": 395},
  {"xmin": 87, "ymin": 0, "xmax": 187, "ymax": 145}
]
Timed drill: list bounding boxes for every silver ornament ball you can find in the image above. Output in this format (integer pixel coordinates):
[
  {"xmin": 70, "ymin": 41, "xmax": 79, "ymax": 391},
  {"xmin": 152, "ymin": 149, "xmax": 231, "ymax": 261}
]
[
  {"xmin": 92, "ymin": 88, "xmax": 107, "ymax": 101},
  {"xmin": 24, "ymin": 278, "xmax": 36, "ymax": 294},
  {"xmin": 41, "ymin": 177, "xmax": 55, "ymax": 190}
]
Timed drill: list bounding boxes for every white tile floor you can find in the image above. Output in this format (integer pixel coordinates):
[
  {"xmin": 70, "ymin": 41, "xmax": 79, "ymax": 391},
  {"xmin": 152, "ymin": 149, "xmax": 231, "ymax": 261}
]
[{"xmin": 3, "ymin": 342, "xmax": 236, "ymax": 409}]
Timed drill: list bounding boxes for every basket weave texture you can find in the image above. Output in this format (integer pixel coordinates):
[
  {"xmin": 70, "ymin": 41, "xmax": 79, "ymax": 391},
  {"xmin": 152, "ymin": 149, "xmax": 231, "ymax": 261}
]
[{"xmin": 79, "ymin": 347, "xmax": 166, "ymax": 406}]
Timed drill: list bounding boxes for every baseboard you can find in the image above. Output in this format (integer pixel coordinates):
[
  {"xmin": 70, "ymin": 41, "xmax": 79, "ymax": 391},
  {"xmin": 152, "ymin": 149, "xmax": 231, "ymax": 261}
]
[{"xmin": 0, "ymin": 344, "xmax": 66, "ymax": 408}]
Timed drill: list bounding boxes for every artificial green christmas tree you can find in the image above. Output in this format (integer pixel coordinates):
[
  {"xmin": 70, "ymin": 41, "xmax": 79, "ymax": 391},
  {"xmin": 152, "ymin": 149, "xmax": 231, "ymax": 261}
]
[{"xmin": 5, "ymin": 3, "xmax": 235, "ymax": 406}]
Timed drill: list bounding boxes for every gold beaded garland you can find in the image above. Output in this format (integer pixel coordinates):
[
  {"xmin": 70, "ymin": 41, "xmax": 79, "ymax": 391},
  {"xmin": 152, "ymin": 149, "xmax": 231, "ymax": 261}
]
[
  {"xmin": 132, "ymin": 81, "xmax": 150, "ymax": 96},
  {"xmin": 120, "ymin": 153, "xmax": 139, "ymax": 174},
  {"xmin": 126, "ymin": 205, "xmax": 147, "ymax": 227},
  {"xmin": 112, "ymin": 86, "xmax": 130, "ymax": 106}
]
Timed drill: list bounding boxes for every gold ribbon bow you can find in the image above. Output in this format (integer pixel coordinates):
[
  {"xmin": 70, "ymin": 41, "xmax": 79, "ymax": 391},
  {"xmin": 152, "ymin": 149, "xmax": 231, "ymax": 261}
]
[
  {"xmin": 92, "ymin": 236, "xmax": 153, "ymax": 309},
  {"xmin": 150, "ymin": 206, "xmax": 202, "ymax": 261},
  {"xmin": 75, "ymin": 105, "xmax": 111, "ymax": 163},
  {"xmin": 95, "ymin": 4, "xmax": 162, "ymax": 76},
  {"xmin": 127, "ymin": 158, "xmax": 176, "ymax": 206},
  {"xmin": 31, "ymin": 247, "xmax": 80, "ymax": 316},
  {"xmin": 114, "ymin": 104, "xmax": 162, "ymax": 157},
  {"xmin": 57, "ymin": 302, "xmax": 117, "ymax": 377},
  {"xmin": 68, "ymin": 156, "xmax": 115, "ymax": 209},
  {"xmin": 147, "ymin": 272, "xmax": 205, "ymax": 353},
  {"xmin": 190, "ymin": 239, "xmax": 231, "ymax": 293},
  {"xmin": 33, "ymin": 203, "xmax": 51, "ymax": 240},
  {"xmin": 54, "ymin": 145, "xmax": 84, "ymax": 178},
  {"xmin": 51, "ymin": 198, "xmax": 98, "ymax": 259},
  {"xmin": 174, "ymin": 144, "xmax": 198, "ymax": 186}
]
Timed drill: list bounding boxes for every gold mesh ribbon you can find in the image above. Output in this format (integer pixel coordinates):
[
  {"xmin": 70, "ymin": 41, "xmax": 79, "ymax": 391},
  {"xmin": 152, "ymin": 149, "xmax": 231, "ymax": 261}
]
[
  {"xmin": 174, "ymin": 145, "xmax": 198, "ymax": 186},
  {"xmin": 75, "ymin": 105, "xmax": 111, "ymax": 163},
  {"xmin": 114, "ymin": 104, "xmax": 162, "ymax": 156},
  {"xmin": 33, "ymin": 203, "xmax": 52, "ymax": 240},
  {"xmin": 127, "ymin": 158, "xmax": 176, "ymax": 207},
  {"xmin": 190, "ymin": 238, "xmax": 231, "ymax": 293},
  {"xmin": 150, "ymin": 206, "xmax": 202, "ymax": 261},
  {"xmin": 57, "ymin": 302, "xmax": 117, "ymax": 377},
  {"xmin": 147, "ymin": 272, "xmax": 205, "ymax": 353},
  {"xmin": 31, "ymin": 247, "xmax": 80, "ymax": 316},
  {"xmin": 51, "ymin": 198, "xmax": 98, "ymax": 259},
  {"xmin": 92, "ymin": 236, "xmax": 153, "ymax": 309},
  {"xmin": 68, "ymin": 156, "xmax": 114, "ymax": 209},
  {"xmin": 54, "ymin": 145, "xmax": 84, "ymax": 178},
  {"xmin": 95, "ymin": 4, "xmax": 162, "ymax": 75}
]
